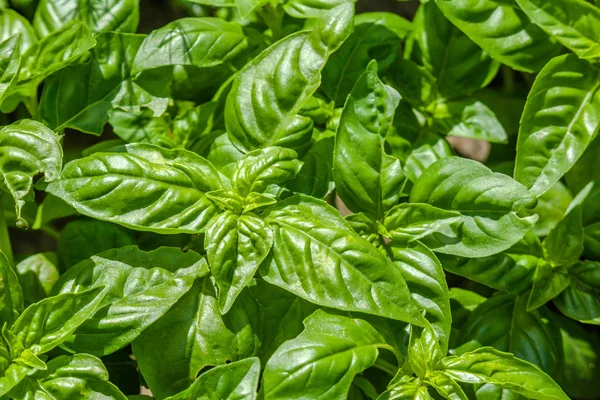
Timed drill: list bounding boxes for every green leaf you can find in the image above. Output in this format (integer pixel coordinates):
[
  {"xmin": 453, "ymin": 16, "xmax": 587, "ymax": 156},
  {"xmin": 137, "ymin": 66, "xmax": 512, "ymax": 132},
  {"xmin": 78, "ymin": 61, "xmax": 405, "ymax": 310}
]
[
  {"xmin": 46, "ymin": 144, "xmax": 223, "ymax": 234},
  {"xmin": 333, "ymin": 60, "xmax": 405, "ymax": 218},
  {"xmin": 412, "ymin": 1, "xmax": 499, "ymax": 99},
  {"xmin": 557, "ymin": 315, "xmax": 600, "ymax": 399},
  {"xmin": 410, "ymin": 157, "xmax": 538, "ymax": 257},
  {"xmin": 132, "ymin": 18, "xmax": 247, "ymax": 74},
  {"xmin": 205, "ymin": 211, "xmax": 272, "ymax": 313},
  {"xmin": 434, "ymin": 0, "xmax": 561, "ymax": 72},
  {"xmin": 515, "ymin": 0, "xmax": 600, "ymax": 62},
  {"xmin": 233, "ymin": 147, "xmax": 302, "ymax": 197},
  {"xmin": 527, "ymin": 261, "xmax": 570, "ymax": 311},
  {"xmin": 0, "ymin": 120, "xmax": 62, "ymax": 228},
  {"xmin": 0, "ymin": 9, "xmax": 37, "ymax": 54},
  {"xmin": 53, "ymin": 246, "xmax": 208, "ymax": 355},
  {"xmin": 458, "ymin": 294, "xmax": 564, "ymax": 378},
  {"xmin": 543, "ymin": 205, "xmax": 584, "ymax": 266},
  {"xmin": 514, "ymin": 54, "xmax": 600, "ymax": 197},
  {"xmin": 383, "ymin": 203, "xmax": 461, "ymax": 243},
  {"xmin": 428, "ymin": 372, "xmax": 468, "ymax": 400},
  {"xmin": 249, "ymin": 278, "xmax": 317, "ymax": 363},
  {"xmin": 132, "ymin": 277, "xmax": 261, "ymax": 399},
  {"xmin": 109, "ymin": 109, "xmax": 173, "ymax": 147},
  {"xmin": 286, "ymin": 131, "xmax": 335, "ymax": 198},
  {"xmin": 9, "ymin": 353, "xmax": 127, "ymax": 400},
  {"xmin": 234, "ymin": 0, "xmax": 268, "ymax": 18},
  {"xmin": 14, "ymin": 252, "xmax": 58, "ymax": 305},
  {"xmin": 386, "ymin": 58, "xmax": 436, "ymax": 109},
  {"xmin": 10, "ymin": 287, "xmax": 105, "ymax": 355},
  {"xmin": 283, "ymin": 0, "xmax": 355, "ymax": 18},
  {"xmin": 40, "ymin": 32, "xmax": 168, "ymax": 136},
  {"xmin": 554, "ymin": 260, "xmax": 600, "ymax": 325},
  {"xmin": 390, "ymin": 241, "xmax": 451, "ymax": 355},
  {"xmin": 322, "ymin": 12, "xmax": 411, "ymax": 106},
  {"xmin": 408, "ymin": 321, "xmax": 444, "ymax": 379},
  {"xmin": 530, "ymin": 181, "xmax": 573, "ymax": 237},
  {"xmin": 225, "ymin": 4, "xmax": 354, "ymax": 151},
  {"xmin": 0, "ymin": 35, "xmax": 21, "ymax": 106},
  {"xmin": 431, "ymin": 100, "xmax": 507, "ymax": 144},
  {"xmin": 442, "ymin": 347, "xmax": 569, "ymax": 400},
  {"xmin": 33, "ymin": 0, "xmax": 139, "ymax": 36},
  {"xmin": 261, "ymin": 195, "xmax": 425, "ymax": 325},
  {"xmin": 263, "ymin": 310, "xmax": 396, "ymax": 400},
  {"xmin": 403, "ymin": 135, "xmax": 452, "ymax": 183},
  {"xmin": 165, "ymin": 357, "xmax": 259, "ymax": 400},
  {"xmin": 58, "ymin": 220, "xmax": 136, "ymax": 269},
  {"xmin": 439, "ymin": 252, "xmax": 538, "ymax": 296},
  {"xmin": 378, "ymin": 376, "xmax": 432, "ymax": 400},
  {"xmin": 0, "ymin": 251, "xmax": 23, "ymax": 327},
  {"xmin": 16, "ymin": 21, "xmax": 95, "ymax": 96}
]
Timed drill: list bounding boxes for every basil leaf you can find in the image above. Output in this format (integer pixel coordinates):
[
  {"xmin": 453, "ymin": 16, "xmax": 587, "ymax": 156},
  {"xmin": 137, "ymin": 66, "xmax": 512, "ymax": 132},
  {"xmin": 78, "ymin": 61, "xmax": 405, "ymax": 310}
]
[
  {"xmin": 40, "ymin": 32, "xmax": 168, "ymax": 136},
  {"xmin": 515, "ymin": 0, "xmax": 600, "ymax": 63},
  {"xmin": 557, "ymin": 315, "xmax": 600, "ymax": 398},
  {"xmin": 390, "ymin": 241, "xmax": 451, "ymax": 355},
  {"xmin": 132, "ymin": 277, "xmax": 261, "ymax": 399},
  {"xmin": 514, "ymin": 54, "xmax": 600, "ymax": 197},
  {"xmin": 225, "ymin": 4, "xmax": 354, "ymax": 151},
  {"xmin": 322, "ymin": 12, "xmax": 411, "ymax": 106},
  {"xmin": 439, "ymin": 252, "xmax": 538, "ymax": 296},
  {"xmin": 0, "ymin": 9, "xmax": 37, "ymax": 54},
  {"xmin": 53, "ymin": 246, "xmax": 208, "ymax": 355},
  {"xmin": 530, "ymin": 181, "xmax": 573, "ymax": 237},
  {"xmin": 412, "ymin": 1, "xmax": 499, "ymax": 99},
  {"xmin": 262, "ymin": 310, "xmax": 396, "ymax": 399},
  {"xmin": 543, "ymin": 205, "xmax": 584, "ymax": 267},
  {"xmin": 46, "ymin": 144, "xmax": 223, "ymax": 234},
  {"xmin": 0, "ymin": 120, "xmax": 62, "ymax": 228},
  {"xmin": 408, "ymin": 321, "xmax": 444, "ymax": 379},
  {"xmin": 378, "ymin": 376, "xmax": 432, "ymax": 400},
  {"xmin": 0, "ymin": 251, "xmax": 23, "ymax": 327},
  {"xmin": 33, "ymin": 0, "xmax": 139, "ymax": 37},
  {"xmin": 410, "ymin": 157, "xmax": 538, "ymax": 257},
  {"xmin": 249, "ymin": 278, "xmax": 318, "ymax": 363},
  {"xmin": 261, "ymin": 195, "xmax": 425, "ymax": 325},
  {"xmin": 9, "ymin": 354, "xmax": 127, "ymax": 400},
  {"xmin": 554, "ymin": 260, "xmax": 600, "ymax": 325},
  {"xmin": 132, "ymin": 18, "xmax": 247, "ymax": 74},
  {"xmin": 430, "ymin": 100, "xmax": 507, "ymax": 144},
  {"xmin": 286, "ymin": 131, "xmax": 335, "ymax": 198},
  {"xmin": 458, "ymin": 294, "xmax": 564, "ymax": 378},
  {"xmin": 0, "ymin": 35, "xmax": 21, "ymax": 105},
  {"xmin": 58, "ymin": 220, "xmax": 135, "ymax": 269},
  {"xmin": 434, "ymin": 0, "xmax": 561, "ymax": 72},
  {"xmin": 442, "ymin": 347, "xmax": 569, "ymax": 400},
  {"xmin": 233, "ymin": 146, "xmax": 302, "ymax": 197},
  {"xmin": 283, "ymin": 0, "xmax": 354, "ymax": 19},
  {"xmin": 14, "ymin": 252, "xmax": 58, "ymax": 305},
  {"xmin": 384, "ymin": 203, "xmax": 461, "ymax": 243},
  {"xmin": 403, "ymin": 135, "xmax": 452, "ymax": 183},
  {"xmin": 527, "ymin": 261, "xmax": 570, "ymax": 311},
  {"xmin": 15, "ymin": 21, "xmax": 95, "ymax": 97},
  {"xmin": 428, "ymin": 371, "xmax": 469, "ymax": 400},
  {"xmin": 165, "ymin": 357, "xmax": 259, "ymax": 400},
  {"xmin": 334, "ymin": 60, "xmax": 405, "ymax": 218},
  {"xmin": 10, "ymin": 287, "xmax": 105, "ymax": 355},
  {"xmin": 205, "ymin": 211, "xmax": 272, "ymax": 313}
]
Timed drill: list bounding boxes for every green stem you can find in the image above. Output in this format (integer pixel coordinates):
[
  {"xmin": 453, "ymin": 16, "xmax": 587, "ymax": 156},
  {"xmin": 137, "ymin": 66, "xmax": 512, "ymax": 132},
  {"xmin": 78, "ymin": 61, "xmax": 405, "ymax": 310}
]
[
  {"xmin": 372, "ymin": 358, "xmax": 398, "ymax": 377},
  {"xmin": 0, "ymin": 197, "xmax": 13, "ymax": 265}
]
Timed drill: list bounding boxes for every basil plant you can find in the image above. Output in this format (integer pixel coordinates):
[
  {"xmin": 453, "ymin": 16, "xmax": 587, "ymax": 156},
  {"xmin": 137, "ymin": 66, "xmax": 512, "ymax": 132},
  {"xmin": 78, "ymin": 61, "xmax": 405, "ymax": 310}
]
[{"xmin": 0, "ymin": 0, "xmax": 598, "ymax": 398}]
